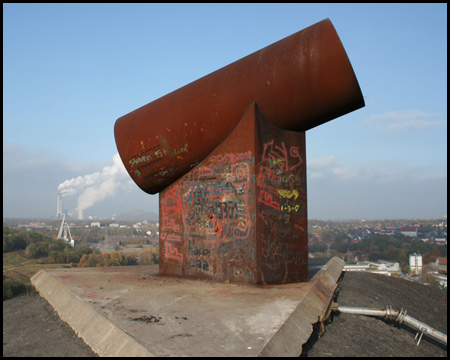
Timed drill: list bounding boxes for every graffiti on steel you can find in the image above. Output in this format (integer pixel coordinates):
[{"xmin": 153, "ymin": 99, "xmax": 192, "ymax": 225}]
[
  {"xmin": 257, "ymin": 137, "xmax": 307, "ymax": 283},
  {"xmin": 160, "ymin": 135, "xmax": 307, "ymax": 283}
]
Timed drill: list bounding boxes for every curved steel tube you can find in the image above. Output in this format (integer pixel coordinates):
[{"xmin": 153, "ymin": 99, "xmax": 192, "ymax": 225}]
[
  {"xmin": 338, "ymin": 305, "xmax": 447, "ymax": 346},
  {"xmin": 114, "ymin": 18, "xmax": 364, "ymax": 194}
]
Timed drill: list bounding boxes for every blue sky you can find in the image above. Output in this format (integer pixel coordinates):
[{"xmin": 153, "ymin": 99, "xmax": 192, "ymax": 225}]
[{"xmin": 3, "ymin": 3, "xmax": 447, "ymax": 220}]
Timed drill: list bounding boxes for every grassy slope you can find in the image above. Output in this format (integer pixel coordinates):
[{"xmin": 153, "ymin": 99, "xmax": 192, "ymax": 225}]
[{"xmin": 3, "ymin": 251, "xmax": 71, "ymax": 288}]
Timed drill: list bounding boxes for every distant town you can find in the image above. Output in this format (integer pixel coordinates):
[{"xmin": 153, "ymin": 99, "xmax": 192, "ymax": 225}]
[
  {"xmin": 3, "ymin": 213, "xmax": 447, "ymax": 301},
  {"xmin": 306, "ymin": 217, "xmax": 447, "ymax": 289}
]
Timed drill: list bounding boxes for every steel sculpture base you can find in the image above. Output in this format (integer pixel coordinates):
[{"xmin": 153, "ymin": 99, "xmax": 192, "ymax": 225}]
[{"xmin": 159, "ymin": 103, "xmax": 308, "ymax": 284}]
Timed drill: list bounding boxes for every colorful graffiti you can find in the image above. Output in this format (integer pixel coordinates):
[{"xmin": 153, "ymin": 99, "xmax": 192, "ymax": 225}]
[
  {"xmin": 159, "ymin": 112, "xmax": 308, "ymax": 284},
  {"xmin": 257, "ymin": 135, "xmax": 307, "ymax": 283},
  {"xmin": 159, "ymin": 148, "xmax": 255, "ymax": 280}
]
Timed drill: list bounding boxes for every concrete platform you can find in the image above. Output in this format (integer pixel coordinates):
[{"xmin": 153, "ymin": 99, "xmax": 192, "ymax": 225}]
[{"xmin": 31, "ymin": 257, "xmax": 344, "ymax": 357}]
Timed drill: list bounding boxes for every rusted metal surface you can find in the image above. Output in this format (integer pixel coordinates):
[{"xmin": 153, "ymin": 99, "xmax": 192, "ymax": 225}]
[
  {"xmin": 114, "ymin": 18, "xmax": 364, "ymax": 195},
  {"xmin": 115, "ymin": 18, "xmax": 365, "ymax": 284},
  {"xmin": 255, "ymin": 105, "xmax": 308, "ymax": 284},
  {"xmin": 159, "ymin": 104, "xmax": 308, "ymax": 284}
]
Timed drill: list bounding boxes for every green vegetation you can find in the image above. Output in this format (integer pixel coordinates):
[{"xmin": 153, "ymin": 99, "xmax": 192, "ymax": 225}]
[
  {"xmin": 78, "ymin": 252, "xmax": 137, "ymax": 267},
  {"xmin": 3, "ymin": 250, "xmax": 74, "ymax": 300},
  {"xmin": 3, "ymin": 226, "xmax": 95, "ymax": 263},
  {"xmin": 77, "ymin": 248, "xmax": 159, "ymax": 267},
  {"xmin": 137, "ymin": 248, "xmax": 159, "ymax": 265},
  {"xmin": 3, "ymin": 276, "xmax": 27, "ymax": 301},
  {"xmin": 3, "ymin": 226, "xmax": 96, "ymax": 300},
  {"xmin": 3, "ymin": 226, "xmax": 158, "ymax": 301},
  {"xmin": 309, "ymin": 230, "xmax": 446, "ymax": 273}
]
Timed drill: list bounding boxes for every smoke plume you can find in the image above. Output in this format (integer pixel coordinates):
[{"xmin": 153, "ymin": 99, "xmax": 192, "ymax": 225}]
[{"xmin": 58, "ymin": 153, "xmax": 133, "ymax": 213}]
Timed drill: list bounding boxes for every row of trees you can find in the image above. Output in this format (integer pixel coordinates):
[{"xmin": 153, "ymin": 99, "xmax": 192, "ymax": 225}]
[
  {"xmin": 3, "ymin": 226, "xmax": 95, "ymax": 263},
  {"xmin": 3, "ymin": 226, "xmax": 160, "ymax": 267},
  {"xmin": 77, "ymin": 248, "xmax": 159, "ymax": 268},
  {"xmin": 68, "ymin": 224, "xmax": 158, "ymax": 244},
  {"xmin": 309, "ymin": 232, "xmax": 446, "ymax": 272},
  {"xmin": 78, "ymin": 252, "xmax": 137, "ymax": 267},
  {"xmin": 3, "ymin": 226, "xmax": 50, "ymax": 253}
]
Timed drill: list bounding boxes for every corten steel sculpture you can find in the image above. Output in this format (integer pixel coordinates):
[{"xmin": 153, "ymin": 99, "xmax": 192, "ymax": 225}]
[{"xmin": 114, "ymin": 18, "xmax": 364, "ymax": 284}]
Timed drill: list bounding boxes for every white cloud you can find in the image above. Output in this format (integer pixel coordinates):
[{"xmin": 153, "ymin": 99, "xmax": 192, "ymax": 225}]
[
  {"xmin": 308, "ymin": 154, "xmax": 337, "ymax": 168},
  {"xmin": 307, "ymin": 155, "xmax": 338, "ymax": 179},
  {"xmin": 307, "ymin": 154, "xmax": 447, "ymax": 219},
  {"xmin": 330, "ymin": 167, "xmax": 358, "ymax": 181},
  {"xmin": 307, "ymin": 154, "xmax": 357, "ymax": 181},
  {"xmin": 307, "ymin": 155, "xmax": 438, "ymax": 185},
  {"xmin": 365, "ymin": 110, "xmax": 446, "ymax": 133}
]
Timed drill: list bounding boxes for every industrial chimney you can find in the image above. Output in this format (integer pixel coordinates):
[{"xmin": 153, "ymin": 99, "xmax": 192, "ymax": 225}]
[{"xmin": 56, "ymin": 192, "xmax": 63, "ymax": 218}]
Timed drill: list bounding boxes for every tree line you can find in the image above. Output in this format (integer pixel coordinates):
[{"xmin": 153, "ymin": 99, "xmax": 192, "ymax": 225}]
[
  {"xmin": 77, "ymin": 248, "xmax": 159, "ymax": 267},
  {"xmin": 3, "ymin": 226, "xmax": 94, "ymax": 263},
  {"xmin": 309, "ymin": 231, "xmax": 446, "ymax": 272},
  {"xmin": 3, "ymin": 226, "xmax": 159, "ymax": 300}
]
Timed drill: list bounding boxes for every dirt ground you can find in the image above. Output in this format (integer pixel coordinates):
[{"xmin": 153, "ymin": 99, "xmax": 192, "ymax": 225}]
[
  {"xmin": 3, "ymin": 294, "xmax": 97, "ymax": 357},
  {"xmin": 3, "ymin": 270, "xmax": 447, "ymax": 357}
]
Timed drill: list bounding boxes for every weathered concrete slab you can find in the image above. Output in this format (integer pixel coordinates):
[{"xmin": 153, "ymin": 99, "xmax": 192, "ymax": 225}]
[{"xmin": 31, "ymin": 257, "xmax": 344, "ymax": 357}]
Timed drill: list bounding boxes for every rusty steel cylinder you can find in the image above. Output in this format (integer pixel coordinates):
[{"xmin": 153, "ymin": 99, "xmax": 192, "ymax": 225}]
[{"xmin": 114, "ymin": 18, "xmax": 364, "ymax": 194}]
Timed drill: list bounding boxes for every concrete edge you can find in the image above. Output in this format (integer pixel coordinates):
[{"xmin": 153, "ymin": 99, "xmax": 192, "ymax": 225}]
[
  {"xmin": 258, "ymin": 257, "xmax": 345, "ymax": 357},
  {"xmin": 31, "ymin": 270, "xmax": 154, "ymax": 357}
]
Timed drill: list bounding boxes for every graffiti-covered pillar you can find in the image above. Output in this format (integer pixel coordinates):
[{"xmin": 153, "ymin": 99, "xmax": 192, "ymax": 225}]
[
  {"xmin": 255, "ymin": 107, "xmax": 307, "ymax": 284},
  {"xmin": 159, "ymin": 104, "xmax": 307, "ymax": 284}
]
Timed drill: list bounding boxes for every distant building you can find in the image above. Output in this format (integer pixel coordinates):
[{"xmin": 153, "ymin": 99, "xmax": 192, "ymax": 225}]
[
  {"xmin": 430, "ymin": 273, "xmax": 447, "ymax": 289},
  {"xmin": 400, "ymin": 226, "xmax": 418, "ymax": 238},
  {"xmin": 433, "ymin": 238, "xmax": 447, "ymax": 245},
  {"xmin": 344, "ymin": 259, "xmax": 401, "ymax": 277},
  {"xmin": 435, "ymin": 257, "xmax": 447, "ymax": 273},
  {"xmin": 409, "ymin": 253, "xmax": 422, "ymax": 275}
]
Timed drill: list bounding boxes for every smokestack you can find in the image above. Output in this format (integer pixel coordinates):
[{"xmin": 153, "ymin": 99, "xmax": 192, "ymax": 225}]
[
  {"xmin": 56, "ymin": 192, "xmax": 62, "ymax": 218},
  {"xmin": 77, "ymin": 208, "xmax": 84, "ymax": 220}
]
